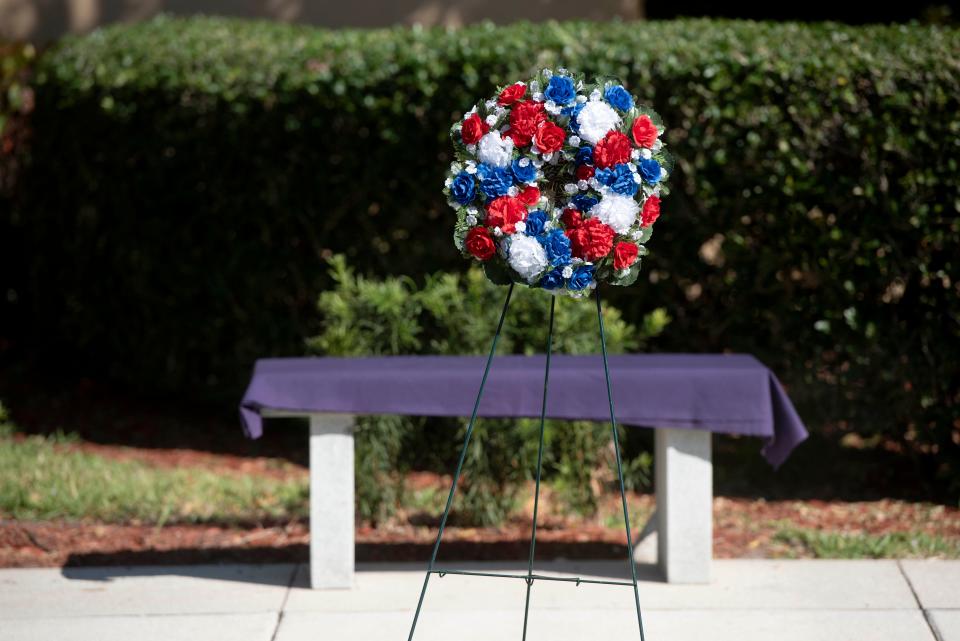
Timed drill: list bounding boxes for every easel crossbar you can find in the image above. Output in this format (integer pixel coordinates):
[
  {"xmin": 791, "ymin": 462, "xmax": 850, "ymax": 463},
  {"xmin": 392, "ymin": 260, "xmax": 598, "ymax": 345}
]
[{"xmin": 431, "ymin": 568, "xmax": 634, "ymax": 587}]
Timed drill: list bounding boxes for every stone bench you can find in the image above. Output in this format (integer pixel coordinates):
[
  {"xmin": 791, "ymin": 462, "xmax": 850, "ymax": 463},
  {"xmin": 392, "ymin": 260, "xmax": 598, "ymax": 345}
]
[{"xmin": 240, "ymin": 355, "xmax": 806, "ymax": 589}]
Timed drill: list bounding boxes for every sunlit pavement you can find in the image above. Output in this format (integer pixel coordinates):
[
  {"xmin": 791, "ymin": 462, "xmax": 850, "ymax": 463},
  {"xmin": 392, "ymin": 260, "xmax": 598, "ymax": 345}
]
[{"xmin": 1, "ymin": 560, "xmax": 957, "ymax": 640}]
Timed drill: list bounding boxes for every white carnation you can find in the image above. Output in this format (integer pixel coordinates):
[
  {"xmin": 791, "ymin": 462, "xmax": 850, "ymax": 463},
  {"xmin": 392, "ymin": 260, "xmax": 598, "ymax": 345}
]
[
  {"xmin": 507, "ymin": 234, "xmax": 549, "ymax": 283},
  {"xmin": 477, "ymin": 131, "xmax": 514, "ymax": 168},
  {"xmin": 590, "ymin": 191, "xmax": 640, "ymax": 234},
  {"xmin": 576, "ymin": 101, "xmax": 621, "ymax": 145}
]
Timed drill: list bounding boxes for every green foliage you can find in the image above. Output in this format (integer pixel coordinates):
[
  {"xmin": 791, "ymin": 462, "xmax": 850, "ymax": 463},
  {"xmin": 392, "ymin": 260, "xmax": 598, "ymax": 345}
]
[
  {"xmin": 4, "ymin": 16, "xmax": 960, "ymax": 493},
  {"xmin": 0, "ymin": 429, "xmax": 309, "ymax": 524},
  {"xmin": 309, "ymin": 256, "xmax": 667, "ymax": 524},
  {"xmin": 0, "ymin": 42, "xmax": 33, "ymax": 188},
  {"xmin": 0, "ymin": 401, "xmax": 10, "ymax": 438},
  {"xmin": 0, "ymin": 43, "xmax": 34, "ymax": 340}
]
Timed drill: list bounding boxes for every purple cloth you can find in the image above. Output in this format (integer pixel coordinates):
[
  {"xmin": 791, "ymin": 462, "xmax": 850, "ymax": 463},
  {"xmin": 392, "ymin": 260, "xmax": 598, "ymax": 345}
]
[{"xmin": 240, "ymin": 354, "xmax": 807, "ymax": 467}]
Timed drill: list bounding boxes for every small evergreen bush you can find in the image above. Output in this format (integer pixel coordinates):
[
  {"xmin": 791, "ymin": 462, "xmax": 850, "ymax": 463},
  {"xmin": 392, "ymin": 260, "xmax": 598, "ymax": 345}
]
[{"xmin": 308, "ymin": 256, "xmax": 667, "ymax": 524}]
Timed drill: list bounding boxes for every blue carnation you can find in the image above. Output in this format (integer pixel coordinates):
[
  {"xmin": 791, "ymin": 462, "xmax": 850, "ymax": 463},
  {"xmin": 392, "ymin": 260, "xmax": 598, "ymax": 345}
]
[
  {"xmin": 538, "ymin": 229, "xmax": 572, "ymax": 267},
  {"xmin": 511, "ymin": 158, "xmax": 537, "ymax": 184},
  {"xmin": 450, "ymin": 171, "xmax": 477, "ymax": 205},
  {"xmin": 564, "ymin": 102, "xmax": 585, "ymax": 132},
  {"xmin": 525, "ymin": 210, "xmax": 548, "ymax": 237},
  {"xmin": 639, "ymin": 158, "xmax": 662, "ymax": 184},
  {"xmin": 575, "ymin": 146, "xmax": 594, "ymax": 166},
  {"xmin": 568, "ymin": 265, "xmax": 595, "ymax": 291},
  {"xmin": 604, "ymin": 85, "xmax": 634, "ymax": 112},
  {"xmin": 544, "ymin": 75, "xmax": 576, "ymax": 105},
  {"xmin": 539, "ymin": 268, "xmax": 565, "ymax": 290},
  {"xmin": 571, "ymin": 194, "xmax": 599, "ymax": 212},
  {"xmin": 477, "ymin": 163, "xmax": 513, "ymax": 199},
  {"xmin": 594, "ymin": 163, "xmax": 639, "ymax": 197}
]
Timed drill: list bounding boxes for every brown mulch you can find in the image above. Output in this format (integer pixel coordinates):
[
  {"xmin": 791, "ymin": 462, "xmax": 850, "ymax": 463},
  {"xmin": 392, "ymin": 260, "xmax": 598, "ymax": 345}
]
[
  {"xmin": 2, "ymin": 435, "xmax": 958, "ymax": 568},
  {"xmin": 3, "ymin": 496, "xmax": 958, "ymax": 568}
]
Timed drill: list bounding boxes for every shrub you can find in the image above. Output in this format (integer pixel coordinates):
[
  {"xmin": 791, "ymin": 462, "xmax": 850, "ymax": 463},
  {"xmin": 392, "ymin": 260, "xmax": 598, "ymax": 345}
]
[
  {"xmin": 7, "ymin": 17, "xmax": 960, "ymax": 493},
  {"xmin": 0, "ymin": 43, "xmax": 34, "ymax": 344},
  {"xmin": 309, "ymin": 256, "xmax": 668, "ymax": 524}
]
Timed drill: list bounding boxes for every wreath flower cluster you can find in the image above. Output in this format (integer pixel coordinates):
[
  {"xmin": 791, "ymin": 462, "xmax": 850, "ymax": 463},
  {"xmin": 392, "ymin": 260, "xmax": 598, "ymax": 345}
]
[{"xmin": 445, "ymin": 69, "xmax": 672, "ymax": 297}]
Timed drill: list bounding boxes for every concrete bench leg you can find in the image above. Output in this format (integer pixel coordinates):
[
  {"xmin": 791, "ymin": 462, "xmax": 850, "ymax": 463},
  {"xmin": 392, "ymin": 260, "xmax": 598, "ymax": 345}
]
[
  {"xmin": 308, "ymin": 413, "xmax": 355, "ymax": 589},
  {"xmin": 655, "ymin": 427, "xmax": 712, "ymax": 583}
]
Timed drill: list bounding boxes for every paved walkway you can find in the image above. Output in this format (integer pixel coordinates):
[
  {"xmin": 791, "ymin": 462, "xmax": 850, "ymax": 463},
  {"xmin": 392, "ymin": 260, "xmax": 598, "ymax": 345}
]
[{"xmin": 0, "ymin": 560, "xmax": 957, "ymax": 640}]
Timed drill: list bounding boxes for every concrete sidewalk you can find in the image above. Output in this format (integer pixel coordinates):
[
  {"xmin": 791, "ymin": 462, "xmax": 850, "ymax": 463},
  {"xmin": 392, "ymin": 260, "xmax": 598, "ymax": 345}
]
[{"xmin": 0, "ymin": 560, "xmax": 957, "ymax": 640}]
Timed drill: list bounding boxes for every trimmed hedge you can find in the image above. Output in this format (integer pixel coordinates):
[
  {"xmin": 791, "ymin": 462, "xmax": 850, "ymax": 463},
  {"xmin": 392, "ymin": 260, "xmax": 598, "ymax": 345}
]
[
  {"xmin": 7, "ymin": 17, "xmax": 960, "ymax": 490},
  {"xmin": 0, "ymin": 43, "xmax": 34, "ymax": 343}
]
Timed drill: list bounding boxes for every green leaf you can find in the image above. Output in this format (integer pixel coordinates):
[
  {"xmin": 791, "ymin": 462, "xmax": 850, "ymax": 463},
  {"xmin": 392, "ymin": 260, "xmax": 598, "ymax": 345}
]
[{"xmin": 483, "ymin": 260, "xmax": 515, "ymax": 286}]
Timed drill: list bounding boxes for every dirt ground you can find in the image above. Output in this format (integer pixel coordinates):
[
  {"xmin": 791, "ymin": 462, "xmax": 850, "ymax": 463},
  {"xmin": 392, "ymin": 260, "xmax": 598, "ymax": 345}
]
[
  {"xmin": 3, "ymin": 442, "xmax": 958, "ymax": 568},
  {"xmin": 2, "ymin": 391, "xmax": 958, "ymax": 569}
]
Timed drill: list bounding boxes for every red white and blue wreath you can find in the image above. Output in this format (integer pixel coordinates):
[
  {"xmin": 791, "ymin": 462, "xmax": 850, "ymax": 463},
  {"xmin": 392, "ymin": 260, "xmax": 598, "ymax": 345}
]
[{"xmin": 445, "ymin": 69, "xmax": 672, "ymax": 298}]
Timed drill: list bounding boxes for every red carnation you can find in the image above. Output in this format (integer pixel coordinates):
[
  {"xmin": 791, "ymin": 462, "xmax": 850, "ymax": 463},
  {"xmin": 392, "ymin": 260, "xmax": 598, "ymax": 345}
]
[
  {"xmin": 575, "ymin": 164, "xmax": 595, "ymax": 181},
  {"xmin": 518, "ymin": 185, "xmax": 541, "ymax": 206},
  {"xmin": 461, "ymin": 113, "xmax": 489, "ymax": 145},
  {"xmin": 509, "ymin": 100, "xmax": 547, "ymax": 140},
  {"xmin": 613, "ymin": 241, "xmax": 639, "ymax": 270},
  {"xmin": 593, "ymin": 131, "xmax": 632, "ymax": 169},
  {"xmin": 465, "ymin": 226, "xmax": 496, "ymax": 261},
  {"xmin": 561, "ymin": 208, "xmax": 583, "ymax": 229},
  {"xmin": 641, "ymin": 195, "xmax": 661, "ymax": 227},
  {"xmin": 534, "ymin": 121, "xmax": 566, "ymax": 154},
  {"xmin": 498, "ymin": 83, "xmax": 526, "ymax": 106},
  {"xmin": 504, "ymin": 128, "xmax": 531, "ymax": 147},
  {"xmin": 486, "ymin": 196, "xmax": 527, "ymax": 229},
  {"xmin": 631, "ymin": 115, "xmax": 658, "ymax": 148},
  {"xmin": 567, "ymin": 217, "xmax": 615, "ymax": 261}
]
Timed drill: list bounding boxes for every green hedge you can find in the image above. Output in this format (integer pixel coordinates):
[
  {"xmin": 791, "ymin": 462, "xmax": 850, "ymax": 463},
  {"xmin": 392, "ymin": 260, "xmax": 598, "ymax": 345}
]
[
  {"xmin": 7, "ymin": 17, "xmax": 960, "ymax": 491},
  {"xmin": 0, "ymin": 43, "xmax": 34, "ymax": 343}
]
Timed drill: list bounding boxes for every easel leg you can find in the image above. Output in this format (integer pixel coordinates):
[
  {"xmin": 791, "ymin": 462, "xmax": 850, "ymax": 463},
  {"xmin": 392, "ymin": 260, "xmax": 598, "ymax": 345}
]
[
  {"xmin": 521, "ymin": 295, "xmax": 556, "ymax": 640},
  {"xmin": 406, "ymin": 283, "xmax": 515, "ymax": 641},
  {"xmin": 597, "ymin": 289, "xmax": 648, "ymax": 641}
]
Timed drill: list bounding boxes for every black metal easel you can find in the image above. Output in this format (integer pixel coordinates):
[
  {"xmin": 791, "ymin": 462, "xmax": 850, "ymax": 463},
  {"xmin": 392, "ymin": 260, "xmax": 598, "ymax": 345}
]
[{"xmin": 405, "ymin": 283, "xmax": 648, "ymax": 641}]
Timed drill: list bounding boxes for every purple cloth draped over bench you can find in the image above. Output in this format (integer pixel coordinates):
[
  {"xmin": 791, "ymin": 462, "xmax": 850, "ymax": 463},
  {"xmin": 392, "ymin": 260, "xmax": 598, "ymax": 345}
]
[{"xmin": 240, "ymin": 354, "xmax": 807, "ymax": 467}]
